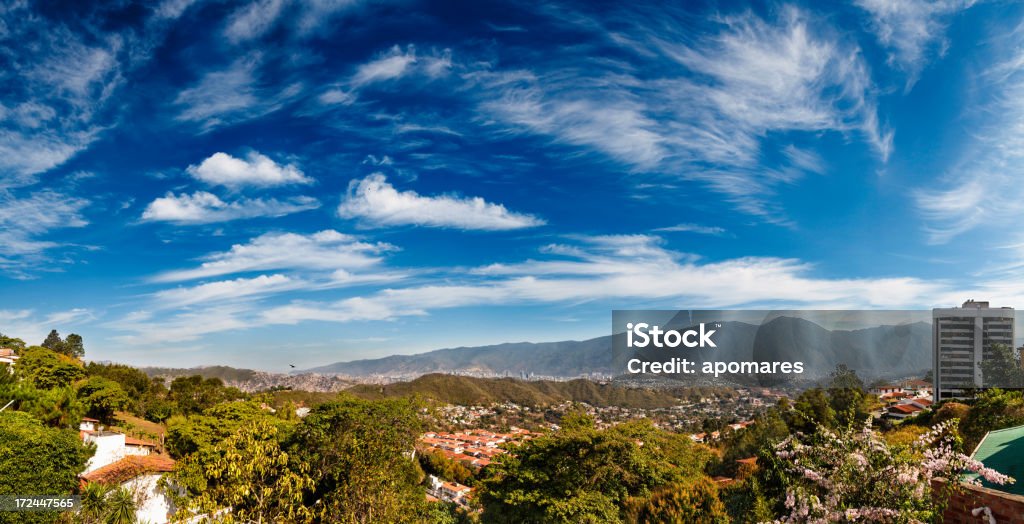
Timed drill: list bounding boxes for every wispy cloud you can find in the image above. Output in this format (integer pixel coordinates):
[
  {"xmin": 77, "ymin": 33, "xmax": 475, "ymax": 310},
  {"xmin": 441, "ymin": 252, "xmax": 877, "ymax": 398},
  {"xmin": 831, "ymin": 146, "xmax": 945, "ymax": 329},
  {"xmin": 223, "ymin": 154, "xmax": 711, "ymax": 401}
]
[
  {"xmin": 317, "ymin": 44, "xmax": 453, "ymax": 106},
  {"xmin": 782, "ymin": 145, "xmax": 827, "ymax": 175},
  {"xmin": 351, "ymin": 45, "xmax": 419, "ymax": 88},
  {"xmin": 186, "ymin": 151, "xmax": 313, "ymax": 188},
  {"xmin": 110, "ymin": 304, "xmax": 252, "ymax": 345},
  {"xmin": 152, "ymin": 274, "xmax": 299, "ymax": 308},
  {"xmin": 152, "ymin": 230, "xmax": 394, "ymax": 283},
  {"xmin": 259, "ymin": 234, "xmax": 956, "ymax": 326},
  {"xmin": 338, "ymin": 173, "xmax": 545, "ymax": 230},
  {"xmin": 654, "ymin": 223, "xmax": 727, "ymax": 236},
  {"xmin": 0, "ymin": 9, "xmax": 123, "ymax": 186},
  {"xmin": 141, "ymin": 191, "xmax": 319, "ymax": 224},
  {"xmin": 854, "ymin": 0, "xmax": 977, "ymax": 86},
  {"xmin": 0, "ymin": 308, "xmax": 94, "ymax": 344},
  {"xmin": 224, "ymin": 0, "xmax": 286, "ymax": 43},
  {"xmin": 914, "ymin": 40, "xmax": 1024, "ymax": 244},
  {"xmin": 0, "ymin": 190, "xmax": 89, "ymax": 276},
  {"xmin": 468, "ymin": 5, "xmax": 889, "ymax": 224},
  {"xmin": 174, "ymin": 54, "xmax": 303, "ymax": 129}
]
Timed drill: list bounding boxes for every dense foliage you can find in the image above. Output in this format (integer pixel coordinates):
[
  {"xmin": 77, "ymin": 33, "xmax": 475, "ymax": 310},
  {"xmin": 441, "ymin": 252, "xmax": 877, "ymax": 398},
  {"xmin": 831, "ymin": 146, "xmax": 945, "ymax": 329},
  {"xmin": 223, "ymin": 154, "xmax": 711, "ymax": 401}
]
[
  {"xmin": 0, "ymin": 411, "xmax": 92, "ymax": 524},
  {"xmin": 477, "ymin": 411, "xmax": 713, "ymax": 523}
]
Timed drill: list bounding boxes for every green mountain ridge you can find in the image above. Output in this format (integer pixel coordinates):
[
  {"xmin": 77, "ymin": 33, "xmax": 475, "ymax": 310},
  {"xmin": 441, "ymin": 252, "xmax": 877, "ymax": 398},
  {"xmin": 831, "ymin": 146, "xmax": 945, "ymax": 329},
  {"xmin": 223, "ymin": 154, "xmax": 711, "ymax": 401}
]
[{"xmin": 346, "ymin": 373, "xmax": 730, "ymax": 408}]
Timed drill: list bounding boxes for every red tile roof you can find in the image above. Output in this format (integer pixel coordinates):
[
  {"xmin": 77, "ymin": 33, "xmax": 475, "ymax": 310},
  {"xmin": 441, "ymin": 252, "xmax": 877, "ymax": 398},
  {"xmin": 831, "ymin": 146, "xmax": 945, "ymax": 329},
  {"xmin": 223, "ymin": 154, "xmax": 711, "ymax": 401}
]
[
  {"xmin": 124, "ymin": 436, "xmax": 157, "ymax": 447},
  {"xmin": 81, "ymin": 455, "xmax": 175, "ymax": 485},
  {"xmin": 889, "ymin": 404, "xmax": 922, "ymax": 414}
]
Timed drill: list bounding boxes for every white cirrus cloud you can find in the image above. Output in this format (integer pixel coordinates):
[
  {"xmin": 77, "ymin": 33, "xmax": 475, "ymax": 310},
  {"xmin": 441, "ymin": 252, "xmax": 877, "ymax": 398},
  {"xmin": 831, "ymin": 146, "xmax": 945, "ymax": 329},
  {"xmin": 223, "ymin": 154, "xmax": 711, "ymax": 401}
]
[
  {"xmin": 319, "ymin": 45, "xmax": 454, "ymax": 104},
  {"xmin": 141, "ymin": 191, "xmax": 320, "ymax": 224},
  {"xmin": 351, "ymin": 45, "xmax": 418, "ymax": 88},
  {"xmin": 259, "ymin": 234, "xmax": 962, "ymax": 326},
  {"xmin": 0, "ymin": 190, "xmax": 89, "ymax": 277},
  {"xmin": 186, "ymin": 151, "xmax": 313, "ymax": 188},
  {"xmin": 854, "ymin": 0, "xmax": 977, "ymax": 84},
  {"xmin": 468, "ymin": 6, "xmax": 889, "ymax": 224},
  {"xmin": 152, "ymin": 230, "xmax": 396, "ymax": 283},
  {"xmin": 0, "ymin": 308, "xmax": 94, "ymax": 344},
  {"xmin": 337, "ymin": 173, "xmax": 545, "ymax": 230},
  {"xmin": 913, "ymin": 41, "xmax": 1024, "ymax": 244},
  {"xmin": 152, "ymin": 274, "xmax": 300, "ymax": 308},
  {"xmin": 224, "ymin": 0, "xmax": 286, "ymax": 43},
  {"xmin": 0, "ymin": 9, "xmax": 124, "ymax": 186},
  {"xmin": 174, "ymin": 54, "xmax": 304, "ymax": 130},
  {"xmin": 653, "ymin": 223, "xmax": 727, "ymax": 236}
]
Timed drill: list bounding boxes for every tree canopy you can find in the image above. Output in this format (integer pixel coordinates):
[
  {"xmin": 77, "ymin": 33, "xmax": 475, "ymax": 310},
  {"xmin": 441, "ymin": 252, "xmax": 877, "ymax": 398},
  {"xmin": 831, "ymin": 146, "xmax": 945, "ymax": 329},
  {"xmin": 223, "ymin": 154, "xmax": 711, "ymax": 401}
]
[
  {"xmin": 477, "ymin": 414, "xmax": 712, "ymax": 523},
  {"xmin": 0, "ymin": 411, "xmax": 92, "ymax": 524}
]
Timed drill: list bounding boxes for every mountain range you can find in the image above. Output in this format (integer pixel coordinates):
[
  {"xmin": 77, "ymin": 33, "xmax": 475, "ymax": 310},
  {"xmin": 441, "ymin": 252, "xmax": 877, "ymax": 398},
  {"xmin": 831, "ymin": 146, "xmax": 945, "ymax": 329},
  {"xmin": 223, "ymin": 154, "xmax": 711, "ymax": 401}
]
[{"xmin": 303, "ymin": 316, "xmax": 933, "ymax": 383}]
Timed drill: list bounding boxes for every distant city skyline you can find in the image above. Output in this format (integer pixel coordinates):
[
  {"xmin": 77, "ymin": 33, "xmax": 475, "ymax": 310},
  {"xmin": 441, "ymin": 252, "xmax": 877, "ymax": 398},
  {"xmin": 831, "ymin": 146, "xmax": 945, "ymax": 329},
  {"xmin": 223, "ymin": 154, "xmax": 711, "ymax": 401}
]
[{"xmin": 4, "ymin": 1, "xmax": 1024, "ymax": 370}]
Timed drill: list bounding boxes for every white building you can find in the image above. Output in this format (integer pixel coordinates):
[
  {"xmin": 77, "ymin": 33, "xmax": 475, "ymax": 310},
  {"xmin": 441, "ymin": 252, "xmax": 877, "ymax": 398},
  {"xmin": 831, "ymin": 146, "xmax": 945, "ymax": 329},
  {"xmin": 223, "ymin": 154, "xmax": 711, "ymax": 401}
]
[
  {"xmin": 933, "ymin": 300, "xmax": 1016, "ymax": 400},
  {"xmin": 427, "ymin": 475, "xmax": 472, "ymax": 506},
  {"xmin": 81, "ymin": 454, "xmax": 177, "ymax": 523},
  {"xmin": 80, "ymin": 431, "xmax": 175, "ymax": 523},
  {"xmin": 0, "ymin": 348, "xmax": 18, "ymax": 366}
]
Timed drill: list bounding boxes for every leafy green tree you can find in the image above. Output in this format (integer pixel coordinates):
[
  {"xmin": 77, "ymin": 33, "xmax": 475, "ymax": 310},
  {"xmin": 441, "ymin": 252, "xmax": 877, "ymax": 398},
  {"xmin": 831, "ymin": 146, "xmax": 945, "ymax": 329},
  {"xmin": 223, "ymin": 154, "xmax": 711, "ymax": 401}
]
[
  {"xmin": 19, "ymin": 386, "xmax": 84, "ymax": 428},
  {"xmin": 961, "ymin": 388, "xmax": 1024, "ymax": 449},
  {"xmin": 720, "ymin": 476, "xmax": 776, "ymax": 524},
  {"xmin": 173, "ymin": 417, "xmax": 313, "ymax": 523},
  {"xmin": 144, "ymin": 398, "xmax": 175, "ymax": 423},
  {"xmin": 165, "ymin": 400, "xmax": 271, "ymax": 458},
  {"xmin": 0, "ymin": 411, "xmax": 92, "ymax": 524},
  {"xmin": 85, "ymin": 362, "xmax": 162, "ymax": 417},
  {"xmin": 785, "ymin": 388, "xmax": 836, "ymax": 432},
  {"xmin": 16, "ymin": 346, "xmax": 85, "ymax": 389},
  {"xmin": 41, "ymin": 330, "xmax": 63, "ymax": 352},
  {"xmin": 169, "ymin": 375, "xmax": 244, "ymax": 415},
  {"xmin": 828, "ymin": 364, "xmax": 865, "ymax": 391},
  {"xmin": 76, "ymin": 376, "xmax": 130, "ymax": 424},
  {"xmin": 717, "ymin": 403, "xmax": 789, "ymax": 475},
  {"xmin": 477, "ymin": 416, "xmax": 712, "ymax": 523},
  {"xmin": 981, "ymin": 343, "xmax": 1024, "ymax": 389},
  {"xmin": 62, "ymin": 333, "xmax": 85, "ymax": 359},
  {"xmin": 289, "ymin": 395, "xmax": 431, "ymax": 523},
  {"xmin": 420, "ymin": 449, "xmax": 476, "ymax": 486},
  {"xmin": 0, "ymin": 333, "xmax": 25, "ymax": 350},
  {"xmin": 623, "ymin": 476, "xmax": 728, "ymax": 524}
]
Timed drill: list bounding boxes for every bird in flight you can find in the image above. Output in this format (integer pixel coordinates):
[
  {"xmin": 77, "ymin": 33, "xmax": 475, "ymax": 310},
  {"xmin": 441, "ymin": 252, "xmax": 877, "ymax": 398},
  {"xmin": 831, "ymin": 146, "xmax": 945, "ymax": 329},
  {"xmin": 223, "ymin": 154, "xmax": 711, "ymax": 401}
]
[{"xmin": 289, "ymin": 364, "xmax": 296, "ymax": 368}]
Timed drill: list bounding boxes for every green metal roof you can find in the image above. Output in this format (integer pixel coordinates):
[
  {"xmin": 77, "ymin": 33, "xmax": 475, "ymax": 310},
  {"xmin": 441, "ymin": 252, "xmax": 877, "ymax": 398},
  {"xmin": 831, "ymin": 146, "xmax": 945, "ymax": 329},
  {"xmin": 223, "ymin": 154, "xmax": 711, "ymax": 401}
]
[{"xmin": 967, "ymin": 424, "xmax": 1024, "ymax": 496}]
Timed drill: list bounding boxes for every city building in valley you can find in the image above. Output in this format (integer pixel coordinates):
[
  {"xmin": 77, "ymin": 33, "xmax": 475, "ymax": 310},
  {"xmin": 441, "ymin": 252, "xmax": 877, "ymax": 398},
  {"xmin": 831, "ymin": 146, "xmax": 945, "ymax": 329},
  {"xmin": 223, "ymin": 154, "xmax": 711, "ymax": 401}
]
[{"xmin": 933, "ymin": 300, "xmax": 1015, "ymax": 400}]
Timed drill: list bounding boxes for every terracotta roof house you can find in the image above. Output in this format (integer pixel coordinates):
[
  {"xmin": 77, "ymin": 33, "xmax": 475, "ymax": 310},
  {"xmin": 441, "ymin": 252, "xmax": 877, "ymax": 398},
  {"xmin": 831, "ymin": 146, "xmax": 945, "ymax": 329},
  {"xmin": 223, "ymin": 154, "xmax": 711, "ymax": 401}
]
[
  {"xmin": 887, "ymin": 403, "xmax": 922, "ymax": 419},
  {"xmin": 81, "ymin": 455, "xmax": 175, "ymax": 485},
  {"xmin": 80, "ymin": 430, "xmax": 178, "ymax": 523}
]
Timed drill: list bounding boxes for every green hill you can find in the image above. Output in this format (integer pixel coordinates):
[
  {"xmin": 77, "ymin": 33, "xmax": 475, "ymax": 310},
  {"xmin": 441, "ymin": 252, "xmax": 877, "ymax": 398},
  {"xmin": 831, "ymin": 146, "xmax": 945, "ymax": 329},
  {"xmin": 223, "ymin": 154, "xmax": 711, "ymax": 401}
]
[{"xmin": 347, "ymin": 374, "xmax": 683, "ymax": 408}]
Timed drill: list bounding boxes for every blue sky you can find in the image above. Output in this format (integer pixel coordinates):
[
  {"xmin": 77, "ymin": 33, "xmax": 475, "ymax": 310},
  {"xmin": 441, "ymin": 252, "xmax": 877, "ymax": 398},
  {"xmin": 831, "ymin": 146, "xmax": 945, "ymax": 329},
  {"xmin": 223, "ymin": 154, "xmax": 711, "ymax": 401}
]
[{"xmin": 2, "ymin": 0, "xmax": 1024, "ymax": 370}]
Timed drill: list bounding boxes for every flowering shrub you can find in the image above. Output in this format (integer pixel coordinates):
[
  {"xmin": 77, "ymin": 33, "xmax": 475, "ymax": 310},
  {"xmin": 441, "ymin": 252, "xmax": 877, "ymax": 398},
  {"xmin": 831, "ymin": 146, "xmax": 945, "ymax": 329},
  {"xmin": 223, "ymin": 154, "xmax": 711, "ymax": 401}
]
[{"xmin": 772, "ymin": 419, "xmax": 1013, "ymax": 523}]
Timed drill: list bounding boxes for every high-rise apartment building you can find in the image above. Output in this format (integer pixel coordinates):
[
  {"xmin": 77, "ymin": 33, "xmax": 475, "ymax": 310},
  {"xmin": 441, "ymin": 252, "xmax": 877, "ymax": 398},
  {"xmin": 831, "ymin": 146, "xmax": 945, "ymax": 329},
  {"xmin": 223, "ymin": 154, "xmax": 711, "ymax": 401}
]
[{"xmin": 933, "ymin": 300, "xmax": 1015, "ymax": 400}]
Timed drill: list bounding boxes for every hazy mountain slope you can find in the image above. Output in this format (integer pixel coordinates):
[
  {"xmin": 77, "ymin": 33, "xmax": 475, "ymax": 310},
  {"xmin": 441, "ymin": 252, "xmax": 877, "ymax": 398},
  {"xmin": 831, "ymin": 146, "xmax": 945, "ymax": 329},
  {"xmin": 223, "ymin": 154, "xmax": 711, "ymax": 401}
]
[
  {"xmin": 347, "ymin": 373, "xmax": 682, "ymax": 408},
  {"xmin": 304, "ymin": 337, "xmax": 613, "ymax": 377},
  {"xmin": 141, "ymin": 366, "xmax": 354, "ymax": 392},
  {"xmin": 306, "ymin": 317, "xmax": 932, "ymax": 383}
]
